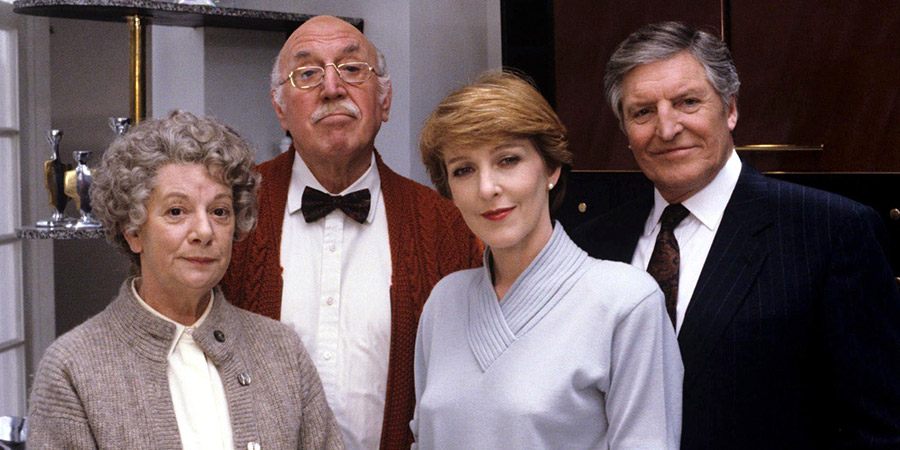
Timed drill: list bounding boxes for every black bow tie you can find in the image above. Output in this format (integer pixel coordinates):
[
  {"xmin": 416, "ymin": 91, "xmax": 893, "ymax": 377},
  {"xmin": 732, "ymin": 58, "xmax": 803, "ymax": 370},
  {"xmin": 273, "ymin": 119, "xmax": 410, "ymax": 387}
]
[{"xmin": 301, "ymin": 186, "xmax": 371, "ymax": 223}]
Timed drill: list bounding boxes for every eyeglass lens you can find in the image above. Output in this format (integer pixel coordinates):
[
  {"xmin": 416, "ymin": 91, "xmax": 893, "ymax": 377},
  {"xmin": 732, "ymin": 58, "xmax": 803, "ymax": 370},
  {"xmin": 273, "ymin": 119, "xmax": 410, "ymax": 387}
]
[{"xmin": 290, "ymin": 62, "xmax": 373, "ymax": 88}]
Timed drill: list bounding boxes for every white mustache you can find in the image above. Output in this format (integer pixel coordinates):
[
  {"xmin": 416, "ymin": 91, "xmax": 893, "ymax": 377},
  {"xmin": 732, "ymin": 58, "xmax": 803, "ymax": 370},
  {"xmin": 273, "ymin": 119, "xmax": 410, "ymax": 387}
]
[{"xmin": 311, "ymin": 100, "xmax": 361, "ymax": 123}]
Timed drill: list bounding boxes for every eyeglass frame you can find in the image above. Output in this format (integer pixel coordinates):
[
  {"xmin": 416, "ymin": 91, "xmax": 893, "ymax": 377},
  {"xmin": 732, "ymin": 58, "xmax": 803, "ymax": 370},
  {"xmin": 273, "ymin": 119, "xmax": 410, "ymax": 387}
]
[{"xmin": 280, "ymin": 62, "xmax": 377, "ymax": 90}]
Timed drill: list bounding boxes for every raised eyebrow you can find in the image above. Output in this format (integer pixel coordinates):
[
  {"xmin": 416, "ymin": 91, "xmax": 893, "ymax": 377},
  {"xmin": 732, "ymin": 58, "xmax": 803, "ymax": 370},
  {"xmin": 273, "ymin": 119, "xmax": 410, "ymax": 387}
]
[
  {"xmin": 341, "ymin": 43, "xmax": 361, "ymax": 57},
  {"xmin": 290, "ymin": 43, "xmax": 362, "ymax": 65},
  {"xmin": 291, "ymin": 50, "xmax": 311, "ymax": 63}
]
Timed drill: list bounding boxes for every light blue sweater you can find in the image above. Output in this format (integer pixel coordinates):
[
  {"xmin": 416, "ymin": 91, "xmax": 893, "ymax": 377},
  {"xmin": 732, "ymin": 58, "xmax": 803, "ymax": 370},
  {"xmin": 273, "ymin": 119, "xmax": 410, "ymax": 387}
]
[{"xmin": 412, "ymin": 224, "xmax": 683, "ymax": 448}]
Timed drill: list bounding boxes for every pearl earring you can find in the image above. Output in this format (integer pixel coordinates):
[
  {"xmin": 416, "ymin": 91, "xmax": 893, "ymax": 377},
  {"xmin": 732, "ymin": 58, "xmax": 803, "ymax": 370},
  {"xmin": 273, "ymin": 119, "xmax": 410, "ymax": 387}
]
[{"xmin": 548, "ymin": 183, "xmax": 555, "ymax": 190}]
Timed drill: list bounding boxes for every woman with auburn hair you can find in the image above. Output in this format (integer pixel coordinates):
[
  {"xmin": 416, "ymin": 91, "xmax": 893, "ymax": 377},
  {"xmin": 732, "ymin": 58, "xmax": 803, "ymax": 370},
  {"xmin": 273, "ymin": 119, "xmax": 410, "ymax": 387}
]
[
  {"xmin": 27, "ymin": 111, "xmax": 343, "ymax": 449},
  {"xmin": 412, "ymin": 71, "xmax": 683, "ymax": 448}
]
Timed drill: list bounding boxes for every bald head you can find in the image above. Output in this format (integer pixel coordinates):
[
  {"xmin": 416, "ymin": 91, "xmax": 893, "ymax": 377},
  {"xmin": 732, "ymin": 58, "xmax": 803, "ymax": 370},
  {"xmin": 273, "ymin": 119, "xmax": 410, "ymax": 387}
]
[
  {"xmin": 290, "ymin": 15, "xmax": 368, "ymax": 46},
  {"xmin": 270, "ymin": 16, "xmax": 389, "ymax": 107}
]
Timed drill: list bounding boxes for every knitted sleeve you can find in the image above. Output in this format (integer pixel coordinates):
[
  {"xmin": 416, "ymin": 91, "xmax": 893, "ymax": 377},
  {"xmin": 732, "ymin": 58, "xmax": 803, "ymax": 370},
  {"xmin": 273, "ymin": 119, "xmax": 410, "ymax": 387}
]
[
  {"xmin": 436, "ymin": 194, "xmax": 484, "ymax": 277},
  {"xmin": 27, "ymin": 344, "xmax": 98, "ymax": 448}
]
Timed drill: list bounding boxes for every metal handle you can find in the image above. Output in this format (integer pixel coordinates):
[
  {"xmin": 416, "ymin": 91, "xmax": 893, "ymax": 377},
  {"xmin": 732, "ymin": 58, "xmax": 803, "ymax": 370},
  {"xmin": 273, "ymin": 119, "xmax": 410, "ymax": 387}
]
[{"xmin": 735, "ymin": 144, "xmax": 824, "ymax": 152}]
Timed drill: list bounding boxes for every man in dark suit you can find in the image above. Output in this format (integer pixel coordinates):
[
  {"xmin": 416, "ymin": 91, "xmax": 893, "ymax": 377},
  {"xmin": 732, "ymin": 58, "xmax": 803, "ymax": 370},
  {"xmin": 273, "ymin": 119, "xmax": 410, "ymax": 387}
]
[{"xmin": 572, "ymin": 22, "xmax": 900, "ymax": 449}]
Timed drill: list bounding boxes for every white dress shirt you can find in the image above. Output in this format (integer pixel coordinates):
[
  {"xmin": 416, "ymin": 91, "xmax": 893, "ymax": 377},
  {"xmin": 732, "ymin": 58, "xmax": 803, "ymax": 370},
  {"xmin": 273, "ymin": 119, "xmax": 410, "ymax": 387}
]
[
  {"xmin": 132, "ymin": 279, "xmax": 233, "ymax": 450},
  {"xmin": 280, "ymin": 152, "xmax": 392, "ymax": 450},
  {"xmin": 632, "ymin": 150, "xmax": 742, "ymax": 334}
]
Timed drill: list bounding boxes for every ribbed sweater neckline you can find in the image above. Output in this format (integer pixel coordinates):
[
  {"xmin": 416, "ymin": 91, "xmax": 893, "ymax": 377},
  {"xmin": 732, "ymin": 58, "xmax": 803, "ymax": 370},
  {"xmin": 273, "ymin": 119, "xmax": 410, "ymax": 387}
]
[{"xmin": 467, "ymin": 223, "xmax": 592, "ymax": 371}]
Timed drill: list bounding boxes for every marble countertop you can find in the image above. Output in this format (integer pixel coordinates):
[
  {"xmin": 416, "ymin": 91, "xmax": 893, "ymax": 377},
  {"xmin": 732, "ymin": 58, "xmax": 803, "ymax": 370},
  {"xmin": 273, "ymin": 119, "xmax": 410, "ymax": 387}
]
[{"xmin": 13, "ymin": 0, "xmax": 363, "ymax": 32}]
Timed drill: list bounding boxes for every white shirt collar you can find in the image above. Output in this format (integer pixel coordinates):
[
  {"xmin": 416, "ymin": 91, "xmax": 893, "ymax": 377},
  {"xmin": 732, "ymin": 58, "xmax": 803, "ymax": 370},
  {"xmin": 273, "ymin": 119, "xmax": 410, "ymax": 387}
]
[
  {"xmin": 131, "ymin": 277, "xmax": 215, "ymax": 357},
  {"xmin": 645, "ymin": 149, "xmax": 742, "ymax": 234},
  {"xmin": 286, "ymin": 151, "xmax": 381, "ymax": 224}
]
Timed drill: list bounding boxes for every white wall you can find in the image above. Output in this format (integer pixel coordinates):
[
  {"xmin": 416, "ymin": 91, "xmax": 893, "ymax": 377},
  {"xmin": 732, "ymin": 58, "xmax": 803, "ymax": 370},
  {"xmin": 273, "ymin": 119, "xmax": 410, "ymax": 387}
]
[
  {"xmin": 16, "ymin": 12, "xmax": 54, "ymax": 396},
  {"xmin": 151, "ymin": 25, "xmax": 206, "ymax": 115},
  {"xmin": 152, "ymin": 25, "xmax": 288, "ymax": 163},
  {"xmin": 204, "ymin": 27, "xmax": 287, "ymax": 162}
]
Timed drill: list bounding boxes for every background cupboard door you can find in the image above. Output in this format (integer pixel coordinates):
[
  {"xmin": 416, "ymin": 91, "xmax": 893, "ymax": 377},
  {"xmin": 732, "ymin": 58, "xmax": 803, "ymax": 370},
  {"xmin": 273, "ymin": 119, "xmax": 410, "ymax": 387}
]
[{"xmin": 730, "ymin": 0, "xmax": 900, "ymax": 173}]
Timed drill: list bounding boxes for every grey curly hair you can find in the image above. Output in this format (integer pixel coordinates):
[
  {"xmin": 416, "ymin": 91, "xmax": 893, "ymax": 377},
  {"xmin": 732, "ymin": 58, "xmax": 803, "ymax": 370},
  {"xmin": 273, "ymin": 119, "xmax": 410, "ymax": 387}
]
[{"xmin": 91, "ymin": 110, "xmax": 260, "ymax": 271}]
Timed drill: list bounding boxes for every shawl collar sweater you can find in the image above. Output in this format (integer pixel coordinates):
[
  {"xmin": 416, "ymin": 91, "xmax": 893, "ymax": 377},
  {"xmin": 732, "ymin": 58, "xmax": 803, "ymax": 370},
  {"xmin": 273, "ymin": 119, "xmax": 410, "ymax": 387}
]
[
  {"xmin": 468, "ymin": 222, "xmax": 592, "ymax": 371},
  {"xmin": 28, "ymin": 279, "xmax": 343, "ymax": 449},
  {"xmin": 413, "ymin": 224, "xmax": 683, "ymax": 448},
  {"xmin": 221, "ymin": 149, "xmax": 483, "ymax": 449}
]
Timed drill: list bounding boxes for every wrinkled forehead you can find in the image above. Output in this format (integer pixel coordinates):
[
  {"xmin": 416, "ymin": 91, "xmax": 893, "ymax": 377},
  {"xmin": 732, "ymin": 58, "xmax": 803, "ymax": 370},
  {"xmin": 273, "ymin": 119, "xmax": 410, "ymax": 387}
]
[{"xmin": 281, "ymin": 18, "xmax": 374, "ymax": 67}]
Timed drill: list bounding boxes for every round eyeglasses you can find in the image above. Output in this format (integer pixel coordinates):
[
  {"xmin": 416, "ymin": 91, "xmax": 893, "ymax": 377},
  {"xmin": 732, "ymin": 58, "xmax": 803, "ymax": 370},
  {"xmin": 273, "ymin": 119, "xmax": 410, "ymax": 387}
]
[{"xmin": 282, "ymin": 62, "xmax": 376, "ymax": 89}]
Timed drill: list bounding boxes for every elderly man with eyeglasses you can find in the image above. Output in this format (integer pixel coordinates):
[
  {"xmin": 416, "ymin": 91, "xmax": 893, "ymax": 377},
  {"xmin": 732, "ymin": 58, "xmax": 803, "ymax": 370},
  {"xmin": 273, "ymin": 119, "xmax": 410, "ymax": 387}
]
[{"xmin": 220, "ymin": 15, "xmax": 482, "ymax": 450}]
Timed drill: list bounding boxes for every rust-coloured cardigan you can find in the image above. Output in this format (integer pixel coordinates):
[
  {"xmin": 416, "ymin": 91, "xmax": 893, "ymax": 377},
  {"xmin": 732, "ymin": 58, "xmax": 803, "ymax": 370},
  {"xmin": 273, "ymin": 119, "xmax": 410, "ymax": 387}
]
[{"xmin": 221, "ymin": 149, "xmax": 483, "ymax": 449}]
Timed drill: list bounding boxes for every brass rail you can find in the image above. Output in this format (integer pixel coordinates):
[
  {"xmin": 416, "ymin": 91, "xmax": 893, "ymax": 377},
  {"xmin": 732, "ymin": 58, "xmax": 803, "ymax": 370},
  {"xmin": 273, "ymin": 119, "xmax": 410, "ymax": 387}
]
[{"xmin": 128, "ymin": 15, "xmax": 145, "ymax": 123}]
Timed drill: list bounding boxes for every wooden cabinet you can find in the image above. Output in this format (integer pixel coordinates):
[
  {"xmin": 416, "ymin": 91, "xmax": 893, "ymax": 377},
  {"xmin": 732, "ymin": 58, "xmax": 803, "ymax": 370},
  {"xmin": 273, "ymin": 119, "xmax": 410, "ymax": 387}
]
[
  {"xmin": 549, "ymin": 1, "xmax": 900, "ymax": 275},
  {"xmin": 554, "ymin": 0, "xmax": 900, "ymax": 174},
  {"xmin": 731, "ymin": 0, "xmax": 900, "ymax": 173}
]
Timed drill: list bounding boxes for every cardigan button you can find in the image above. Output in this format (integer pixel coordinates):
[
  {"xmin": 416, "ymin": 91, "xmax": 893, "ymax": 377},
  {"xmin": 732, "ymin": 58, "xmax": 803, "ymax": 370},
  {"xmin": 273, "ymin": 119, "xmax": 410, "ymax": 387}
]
[
  {"xmin": 214, "ymin": 330, "xmax": 226, "ymax": 342},
  {"xmin": 247, "ymin": 442, "xmax": 261, "ymax": 450},
  {"xmin": 238, "ymin": 372, "xmax": 252, "ymax": 386}
]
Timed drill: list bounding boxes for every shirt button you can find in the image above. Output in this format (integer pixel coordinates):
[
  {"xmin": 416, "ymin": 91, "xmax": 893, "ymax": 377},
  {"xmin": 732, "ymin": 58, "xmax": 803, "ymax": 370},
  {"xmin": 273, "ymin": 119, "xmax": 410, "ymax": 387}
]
[
  {"xmin": 328, "ymin": 244, "xmax": 336, "ymax": 252},
  {"xmin": 214, "ymin": 330, "xmax": 225, "ymax": 342},
  {"xmin": 323, "ymin": 351, "xmax": 333, "ymax": 360},
  {"xmin": 326, "ymin": 297, "xmax": 335, "ymax": 306}
]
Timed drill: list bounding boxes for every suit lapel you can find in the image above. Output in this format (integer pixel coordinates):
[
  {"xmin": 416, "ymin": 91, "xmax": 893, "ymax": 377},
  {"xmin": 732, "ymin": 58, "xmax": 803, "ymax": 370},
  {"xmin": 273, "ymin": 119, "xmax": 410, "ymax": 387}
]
[{"xmin": 678, "ymin": 165, "xmax": 773, "ymax": 390}]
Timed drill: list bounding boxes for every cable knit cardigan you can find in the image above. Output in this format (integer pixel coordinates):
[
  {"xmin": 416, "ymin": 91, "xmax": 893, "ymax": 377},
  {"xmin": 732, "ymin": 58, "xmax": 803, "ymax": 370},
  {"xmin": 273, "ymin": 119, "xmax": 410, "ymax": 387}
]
[
  {"xmin": 220, "ymin": 149, "xmax": 483, "ymax": 449},
  {"xmin": 27, "ymin": 279, "xmax": 344, "ymax": 449}
]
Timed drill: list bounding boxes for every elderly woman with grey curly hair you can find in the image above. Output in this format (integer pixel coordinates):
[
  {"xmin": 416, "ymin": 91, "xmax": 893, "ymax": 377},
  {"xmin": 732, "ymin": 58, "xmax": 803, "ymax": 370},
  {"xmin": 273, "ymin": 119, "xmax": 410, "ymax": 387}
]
[{"xmin": 27, "ymin": 111, "xmax": 344, "ymax": 450}]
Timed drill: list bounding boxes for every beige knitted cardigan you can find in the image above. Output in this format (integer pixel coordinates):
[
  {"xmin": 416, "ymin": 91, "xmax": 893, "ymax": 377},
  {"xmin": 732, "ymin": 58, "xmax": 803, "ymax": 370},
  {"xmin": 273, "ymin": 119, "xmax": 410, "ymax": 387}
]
[{"xmin": 27, "ymin": 279, "xmax": 344, "ymax": 449}]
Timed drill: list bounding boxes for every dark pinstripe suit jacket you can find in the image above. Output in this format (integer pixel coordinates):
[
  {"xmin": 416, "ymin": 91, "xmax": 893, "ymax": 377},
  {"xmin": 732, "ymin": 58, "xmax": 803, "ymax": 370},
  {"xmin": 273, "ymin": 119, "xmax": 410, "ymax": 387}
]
[{"xmin": 572, "ymin": 163, "xmax": 900, "ymax": 449}]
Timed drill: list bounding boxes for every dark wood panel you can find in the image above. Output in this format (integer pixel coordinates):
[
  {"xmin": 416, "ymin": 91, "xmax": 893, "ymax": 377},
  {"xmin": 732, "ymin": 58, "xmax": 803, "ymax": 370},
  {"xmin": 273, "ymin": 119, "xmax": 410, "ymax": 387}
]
[
  {"xmin": 731, "ymin": 1, "xmax": 900, "ymax": 172},
  {"xmin": 554, "ymin": 0, "xmax": 721, "ymax": 170},
  {"xmin": 502, "ymin": 0, "xmax": 556, "ymax": 103}
]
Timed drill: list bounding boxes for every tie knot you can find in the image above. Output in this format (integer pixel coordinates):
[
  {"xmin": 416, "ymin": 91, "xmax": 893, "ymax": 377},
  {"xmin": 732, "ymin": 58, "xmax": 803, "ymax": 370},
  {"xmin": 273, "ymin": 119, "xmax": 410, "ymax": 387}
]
[{"xmin": 660, "ymin": 203, "xmax": 689, "ymax": 230}]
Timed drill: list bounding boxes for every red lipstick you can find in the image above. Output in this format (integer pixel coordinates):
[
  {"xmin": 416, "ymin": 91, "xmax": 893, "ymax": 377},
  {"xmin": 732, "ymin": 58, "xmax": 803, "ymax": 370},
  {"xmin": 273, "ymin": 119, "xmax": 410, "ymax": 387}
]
[{"xmin": 482, "ymin": 207, "xmax": 515, "ymax": 221}]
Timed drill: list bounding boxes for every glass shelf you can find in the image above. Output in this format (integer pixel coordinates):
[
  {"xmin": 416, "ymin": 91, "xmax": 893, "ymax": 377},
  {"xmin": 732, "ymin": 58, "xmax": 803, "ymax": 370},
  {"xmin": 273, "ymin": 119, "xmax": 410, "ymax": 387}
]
[
  {"xmin": 16, "ymin": 225, "xmax": 108, "ymax": 240},
  {"xmin": 13, "ymin": 0, "xmax": 363, "ymax": 32}
]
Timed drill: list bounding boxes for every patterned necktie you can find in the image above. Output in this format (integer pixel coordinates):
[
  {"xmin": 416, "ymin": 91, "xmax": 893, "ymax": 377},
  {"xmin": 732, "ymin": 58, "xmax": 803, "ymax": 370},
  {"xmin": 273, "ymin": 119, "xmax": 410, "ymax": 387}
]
[
  {"xmin": 647, "ymin": 203, "xmax": 690, "ymax": 328},
  {"xmin": 300, "ymin": 186, "xmax": 371, "ymax": 224}
]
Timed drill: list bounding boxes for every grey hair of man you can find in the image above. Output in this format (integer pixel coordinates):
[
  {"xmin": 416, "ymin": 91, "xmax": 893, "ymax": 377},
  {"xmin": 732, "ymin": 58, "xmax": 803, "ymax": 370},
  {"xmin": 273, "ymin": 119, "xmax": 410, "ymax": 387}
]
[
  {"xmin": 605, "ymin": 21, "xmax": 741, "ymax": 129},
  {"xmin": 91, "ymin": 110, "xmax": 261, "ymax": 271},
  {"xmin": 270, "ymin": 42, "xmax": 392, "ymax": 108}
]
